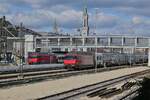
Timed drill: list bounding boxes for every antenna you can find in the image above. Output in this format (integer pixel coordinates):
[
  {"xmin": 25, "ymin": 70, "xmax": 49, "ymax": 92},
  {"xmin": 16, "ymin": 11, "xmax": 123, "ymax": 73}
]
[
  {"xmin": 94, "ymin": 8, "xmax": 99, "ymax": 35},
  {"xmin": 83, "ymin": 0, "xmax": 87, "ymax": 16},
  {"xmin": 83, "ymin": 0, "xmax": 86, "ymax": 9}
]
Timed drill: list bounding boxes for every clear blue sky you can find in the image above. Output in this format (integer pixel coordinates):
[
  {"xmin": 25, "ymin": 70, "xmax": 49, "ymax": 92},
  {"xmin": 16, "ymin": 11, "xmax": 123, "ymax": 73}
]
[{"xmin": 0, "ymin": 0, "xmax": 150, "ymax": 36}]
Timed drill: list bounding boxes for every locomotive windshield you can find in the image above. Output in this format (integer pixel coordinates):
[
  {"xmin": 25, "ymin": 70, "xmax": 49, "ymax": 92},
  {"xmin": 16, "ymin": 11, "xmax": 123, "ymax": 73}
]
[{"xmin": 64, "ymin": 55, "xmax": 77, "ymax": 60}]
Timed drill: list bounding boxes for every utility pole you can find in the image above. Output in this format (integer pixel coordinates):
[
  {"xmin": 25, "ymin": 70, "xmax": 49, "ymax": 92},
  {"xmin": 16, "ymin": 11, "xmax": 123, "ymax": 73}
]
[{"xmin": 18, "ymin": 22, "xmax": 24, "ymax": 79}]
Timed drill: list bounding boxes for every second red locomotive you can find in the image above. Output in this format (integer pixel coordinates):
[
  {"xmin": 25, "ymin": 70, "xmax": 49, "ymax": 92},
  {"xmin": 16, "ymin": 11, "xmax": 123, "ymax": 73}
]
[{"xmin": 28, "ymin": 52, "xmax": 57, "ymax": 64}]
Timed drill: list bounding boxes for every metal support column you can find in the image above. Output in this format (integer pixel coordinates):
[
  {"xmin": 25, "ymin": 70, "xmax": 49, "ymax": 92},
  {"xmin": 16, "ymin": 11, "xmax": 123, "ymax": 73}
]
[
  {"xmin": 122, "ymin": 37, "xmax": 124, "ymax": 46},
  {"xmin": 45, "ymin": 38, "xmax": 49, "ymax": 52},
  {"xmin": 108, "ymin": 37, "xmax": 111, "ymax": 46},
  {"xmin": 95, "ymin": 37, "xmax": 97, "ymax": 46},
  {"xmin": 57, "ymin": 38, "xmax": 60, "ymax": 51},
  {"xmin": 82, "ymin": 37, "xmax": 85, "ymax": 46},
  {"xmin": 135, "ymin": 37, "xmax": 137, "ymax": 47},
  {"xmin": 95, "ymin": 37, "xmax": 97, "ymax": 72},
  {"xmin": 148, "ymin": 48, "xmax": 150, "ymax": 66},
  {"xmin": 58, "ymin": 38, "xmax": 60, "ymax": 46},
  {"xmin": 70, "ymin": 37, "xmax": 72, "ymax": 51},
  {"xmin": 148, "ymin": 38, "xmax": 150, "ymax": 66}
]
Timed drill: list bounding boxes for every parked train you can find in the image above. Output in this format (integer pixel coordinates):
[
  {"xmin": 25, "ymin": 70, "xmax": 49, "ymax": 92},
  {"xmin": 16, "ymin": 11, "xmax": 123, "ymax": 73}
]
[
  {"xmin": 28, "ymin": 52, "xmax": 57, "ymax": 64},
  {"xmin": 63, "ymin": 52, "xmax": 148, "ymax": 69}
]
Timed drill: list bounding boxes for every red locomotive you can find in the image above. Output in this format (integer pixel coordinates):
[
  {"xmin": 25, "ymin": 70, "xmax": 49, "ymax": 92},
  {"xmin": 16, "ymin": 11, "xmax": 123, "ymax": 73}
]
[
  {"xmin": 64, "ymin": 54, "xmax": 79, "ymax": 66},
  {"xmin": 28, "ymin": 52, "xmax": 57, "ymax": 64},
  {"xmin": 64, "ymin": 52, "xmax": 94, "ymax": 69}
]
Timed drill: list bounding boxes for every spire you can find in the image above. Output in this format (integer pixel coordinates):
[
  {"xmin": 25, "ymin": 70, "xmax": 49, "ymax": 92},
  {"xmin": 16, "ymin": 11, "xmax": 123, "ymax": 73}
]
[
  {"xmin": 83, "ymin": 0, "xmax": 87, "ymax": 16},
  {"xmin": 81, "ymin": 0, "xmax": 89, "ymax": 36},
  {"xmin": 53, "ymin": 18, "xmax": 58, "ymax": 34}
]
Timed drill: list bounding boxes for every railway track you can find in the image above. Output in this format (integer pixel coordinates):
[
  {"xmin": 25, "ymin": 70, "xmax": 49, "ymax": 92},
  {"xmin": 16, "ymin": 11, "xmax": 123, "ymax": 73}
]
[
  {"xmin": 87, "ymin": 81, "xmax": 139, "ymax": 99},
  {"xmin": 0, "ymin": 65, "xmax": 136, "ymax": 88},
  {"xmin": 0, "ymin": 69, "xmax": 68, "ymax": 80},
  {"xmin": 0, "ymin": 69, "xmax": 69, "ymax": 87},
  {"xmin": 36, "ymin": 69, "xmax": 150, "ymax": 100}
]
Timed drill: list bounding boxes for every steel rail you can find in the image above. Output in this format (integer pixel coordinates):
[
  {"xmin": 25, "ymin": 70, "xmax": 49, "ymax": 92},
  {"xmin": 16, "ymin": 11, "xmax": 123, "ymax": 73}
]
[{"xmin": 0, "ymin": 69, "xmax": 68, "ymax": 80}]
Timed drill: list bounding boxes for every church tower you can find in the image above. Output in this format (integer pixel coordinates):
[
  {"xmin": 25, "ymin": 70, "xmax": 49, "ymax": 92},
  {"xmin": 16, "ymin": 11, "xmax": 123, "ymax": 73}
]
[{"xmin": 81, "ymin": 0, "xmax": 89, "ymax": 36}]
